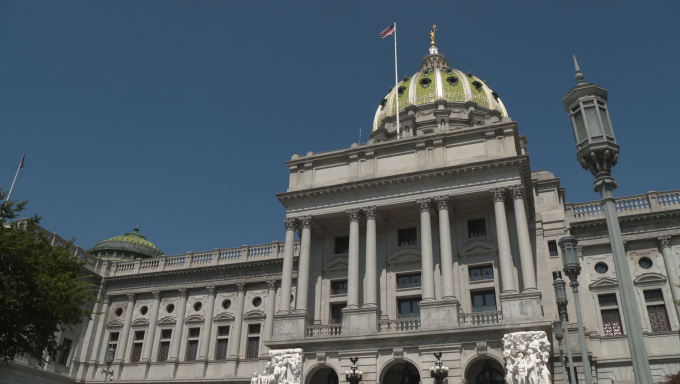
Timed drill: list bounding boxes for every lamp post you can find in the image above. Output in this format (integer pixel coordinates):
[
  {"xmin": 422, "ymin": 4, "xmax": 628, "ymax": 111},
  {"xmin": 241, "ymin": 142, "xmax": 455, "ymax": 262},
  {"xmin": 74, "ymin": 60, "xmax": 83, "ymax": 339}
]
[
  {"xmin": 101, "ymin": 347, "xmax": 115, "ymax": 384},
  {"xmin": 554, "ymin": 277, "xmax": 577, "ymax": 384},
  {"xmin": 345, "ymin": 357, "xmax": 362, "ymax": 384},
  {"xmin": 563, "ymin": 56, "xmax": 652, "ymax": 383},
  {"xmin": 429, "ymin": 352, "xmax": 449, "ymax": 384},
  {"xmin": 553, "ymin": 319, "xmax": 570, "ymax": 384},
  {"xmin": 560, "ymin": 234, "xmax": 593, "ymax": 384}
]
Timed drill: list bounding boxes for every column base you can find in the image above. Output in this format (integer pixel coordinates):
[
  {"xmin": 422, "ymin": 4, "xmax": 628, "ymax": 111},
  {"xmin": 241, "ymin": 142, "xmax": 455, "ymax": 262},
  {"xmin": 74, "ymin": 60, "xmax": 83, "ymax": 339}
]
[
  {"xmin": 419, "ymin": 298, "xmax": 460, "ymax": 329},
  {"xmin": 499, "ymin": 291, "xmax": 542, "ymax": 321},
  {"xmin": 341, "ymin": 306, "xmax": 379, "ymax": 335},
  {"xmin": 271, "ymin": 311, "xmax": 311, "ymax": 340}
]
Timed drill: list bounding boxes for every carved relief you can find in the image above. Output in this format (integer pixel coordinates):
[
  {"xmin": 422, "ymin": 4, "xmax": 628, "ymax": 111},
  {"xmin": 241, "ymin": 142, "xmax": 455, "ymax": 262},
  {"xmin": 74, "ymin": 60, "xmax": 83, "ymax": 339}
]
[
  {"xmin": 236, "ymin": 283, "xmax": 247, "ymax": 293},
  {"xmin": 126, "ymin": 292, "xmax": 136, "ymax": 302},
  {"xmin": 503, "ymin": 331, "xmax": 551, "ymax": 384},
  {"xmin": 416, "ymin": 109, "xmax": 434, "ymax": 117},
  {"xmin": 658, "ymin": 235, "xmax": 672, "ymax": 249},
  {"xmin": 267, "ymin": 280, "xmax": 278, "ymax": 290},
  {"xmin": 511, "ymin": 185, "xmax": 525, "ymax": 201},
  {"xmin": 207, "ymin": 286, "xmax": 217, "ymax": 296},
  {"xmin": 179, "ymin": 288, "xmax": 188, "ymax": 298},
  {"xmin": 284, "ymin": 218, "xmax": 297, "ymax": 232},
  {"xmin": 152, "ymin": 290, "xmax": 162, "ymax": 301},
  {"xmin": 300, "ymin": 216, "xmax": 313, "ymax": 230},
  {"xmin": 251, "ymin": 348, "xmax": 303, "ymax": 384}
]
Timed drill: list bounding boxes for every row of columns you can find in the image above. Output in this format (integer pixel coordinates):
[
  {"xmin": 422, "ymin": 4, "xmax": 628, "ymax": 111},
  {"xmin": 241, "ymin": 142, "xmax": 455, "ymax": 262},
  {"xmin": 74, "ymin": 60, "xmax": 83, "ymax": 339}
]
[
  {"xmin": 108, "ymin": 280, "xmax": 278, "ymax": 363},
  {"xmin": 278, "ymin": 184, "xmax": 538, "ymax": 314},
  {"xmin": 659, "ymin": 236, "xmax": 680, "ymax": 322}
]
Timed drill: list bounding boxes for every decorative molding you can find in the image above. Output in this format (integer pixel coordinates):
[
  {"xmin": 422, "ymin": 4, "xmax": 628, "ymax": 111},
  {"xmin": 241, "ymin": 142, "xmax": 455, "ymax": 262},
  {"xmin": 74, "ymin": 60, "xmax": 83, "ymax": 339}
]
[
  {"xmin": 416, "ymin": 198, "xmax": 432, "ymax": 213},
  {"xmin": 244, "ymin": 310, "xmax": 266, "ymax": 321},
  {"xmin": 126, "ymin": 292, "xmax": 136, "ymax": 302},
  {"xmin": 316, "ymin": 352, "xmax": 327, "ymax": 364},
  {"xmin": 179, "ymin": 288, "xmax": 188, "ymax": 299},
  {"xmin": 588, "ymin": 277, "xmax": 619, "ymax": 291},
  {"xmin": 490, "ymin": 187, "xmax": 506, "ymax": 203},
  {"xmin": 322, "ymin": 258, "xmax": 349, "ymax": 273},
  {"xmin": 131, "ymin": 318, "xmax": 149, "ymax": 327},
  {"xmin": 633, "ymin": 273, "xmax": 667, "ymax": 286},
  {"xmin": 416, "ymin": 109, "xmax": 434, "ymax": 117},
  {"xmin": 207, "ymin": 285, "xmax": 217, "ymax": 296},
  {"xmin": 300, "ymin": 216, "xmax": 313, "ymax": 230},
  {"xmin": 363, "ymin": 206, "xmax": 378, "ymax": 221},
  {"xmin": 157, "ymin": 316, "xmax": 177, "ymax": 326},
  {"xmin": 459, "ymin": 241, "xmax": 497, "ymax": 257},
  {"xmin": 284, "ymin": 218, "xmax": 297, "ymax": 232},
  {"xmin": 346, "ymin": 209, "xmax": 362, "ymax": 223},
  {"xmin": 658, "ymin": 235, "xmax": 672, "ymax": 249},
  {"xmin": 106, "ymin": 319, "xmax": 124, "ymax": 329},
  {"xmin": 267, "ymin": 280, "xmax": 278, "ymax": 290},
  {"xmin": 184, "ymin": 314, "xmax": 205, "ymax": 324},
  {"xmin": 434, "ymin": 196, "xmax": 450, "ymax": 211},
  {"xmin": 511, "ymin": 185, "xmax": 525, "ymax": 201},
  {"xmin": 152, "ymin": 290, "xmax": 162, "ymax": 301},
  {"xmin": 392, "ymin": 347, "xmax": 404, "ymax": 359},
  {"xmin": 236, "ymin": 282, "xmax": 247, "ymax": 293},
  {"xmin": 476, "ymin": 341, "xmax": 487, "ymax": 355},
  {"xmin": 386, "ymin": 248, "xmax": 422, "ymax": 267},
  {"xmin": 213, "ymin": 312, "xmax": 235, "ymax": 323}
]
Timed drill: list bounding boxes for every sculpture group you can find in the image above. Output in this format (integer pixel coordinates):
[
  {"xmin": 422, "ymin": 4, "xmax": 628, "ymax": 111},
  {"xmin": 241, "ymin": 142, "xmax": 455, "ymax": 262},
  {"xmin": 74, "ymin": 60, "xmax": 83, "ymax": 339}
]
[
  {"xmin": 251, "ymin": 349, "xmax": 303, "ymax": 384},
  {"xmin": 502, "ymin": 332, "xmax": 551, "ymax": 384}
]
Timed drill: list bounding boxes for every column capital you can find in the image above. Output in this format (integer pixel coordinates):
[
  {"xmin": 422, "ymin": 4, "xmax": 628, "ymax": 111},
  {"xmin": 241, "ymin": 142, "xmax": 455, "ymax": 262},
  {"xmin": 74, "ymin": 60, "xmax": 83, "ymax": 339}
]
[
  {"xmin": 416, "ymin": 198, "xmax": 432, "ymax": 213},
  {"xmin": 511, "ymin": 185, "xmax": 525, "ymax": 201},
  {"xmin": 434, "ymin": 196, "xmax": 450, "ymax": 212},
  {"xmin": 267, "ymin": 280, "xmax": 277, "ymax": 290},
  {"xmin": 126, "ymin": 292, "xmax": 136, "ymax": 302},
  {"xmin": 178, "ymin": 288, "xmax": 188, "ymax": 298},
  {"xmin": 363, "ymin": 206, "xmax": 378, "ymax": 220},
  {"xmin": 300, "ymin": 216, "xmax": 313, "ymax": 229},
  {"xmin": 346, "ymin": 209, "xmax": 362, "ymax": 222},
  {"xmin": 206, "ymin": 286, "xmax": 217, "ymax": 296},
  {"xmin": 284, "ymin": 218, "xmax": 297, "ymax": 232},
  {"xmin": 490, "ymin": 187, "xmax": 506, "ymax": 203},
  {"xmin": 658, "ymin": 235, "xmax": 672, "ymax": 249},
  {"xmin": 236, "ymin": 282, "xmax": 247, "ymax": 293},
  {"xmin": 152, "ymin": 290, "xmax": 163, "ymax": 301}
]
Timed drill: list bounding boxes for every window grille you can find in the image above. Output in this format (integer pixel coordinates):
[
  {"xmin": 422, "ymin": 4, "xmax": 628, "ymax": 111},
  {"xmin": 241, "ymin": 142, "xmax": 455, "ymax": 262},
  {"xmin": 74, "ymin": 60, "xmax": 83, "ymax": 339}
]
[
  {"xmin": 246, "ymin": 324, "xmax": 261, "ymax": 359},
  {"xmin": 185, "ymin": 328, "xmax": 200, "ymax": 361},
  {"xmin": 468, "ymin": 219, "xmax": 487, "ymax": 238},
  {"xmin": 598, "ymin": 294, "xmax": 618, "ymax": 306},
  {"xmin": 469, "ymin": 266, "xmax": 494, "ymax": 282},
  {"xmin": 397, "ymin": 273, "xmax": 421, "ymax": 289},
  {"xmin": 647, "ymin": 305, "xmax": 671, "ymax": 332},
  {"xmin": 331, "ymin": 280, "xmax": 348, "ymax": 295},
  {"xmin": 215, "ymin": 326, "xmax": 229, "ymax": 360},
  {"xmin": 131, "ymin": 343, "xmax": 143, "ymax": 363},
  {"xmin": 398, "ymin": 228, "xmax": 417, "ymax": 246},
  {"xmin": 601, "ymin": 309, "xmax": 623, "ymax": 335},
  {"xmin": 644, "ymin": 289, "xmax": 664, "ymax": 302}
]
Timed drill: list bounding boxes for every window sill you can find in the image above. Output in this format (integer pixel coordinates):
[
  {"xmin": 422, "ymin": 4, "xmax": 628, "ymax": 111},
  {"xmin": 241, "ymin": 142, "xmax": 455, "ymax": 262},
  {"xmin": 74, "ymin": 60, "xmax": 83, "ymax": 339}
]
[{"xmin": 469, "ymin": 279, "xmax": 494, "ymax": 285}]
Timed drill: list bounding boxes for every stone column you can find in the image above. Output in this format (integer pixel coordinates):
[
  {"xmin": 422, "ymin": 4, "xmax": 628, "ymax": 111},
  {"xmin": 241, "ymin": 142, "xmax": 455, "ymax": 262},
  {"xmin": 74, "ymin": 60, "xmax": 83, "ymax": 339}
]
[
  {"xmin": 279, "ymin": 218, "xmax": 297, "ymax": 313},
  {"xmin": 94, "ymin": 294, "xmax": 112, "ymax": 363},
  {"xmin": 346, "ymin": 209, "xmax": 362, "ymax": 308},
  {"xmin": 363, "ymin": 206, "xmax": 378, "ymax": 308},
  {"xmin": 229, "ymin": 283, "xmax": 246, "ymax": 357},
  {"xmin": 141, "ymin": 290, "xmax": 162, "ymax": 361},
  {"xmin": 296, "ymin": 216, "xmax": 313, "ymax": 313},
  {"xmin": 417, "ymin": 199, "xmax": 436, "ymax": 302},
  {"xmin": 116, "ymin": 293, "xmax": 136, "ymax": 362},
  {"xmin": 198, "ymin": 286, "xmax": 216, "ymax": 360},
  {"xmin": 511, "ymin": 185, "xmax": 537, "ymax": 291},
  {"xmin": 491, "ymin": 188, "xmax": 517, "ymax": 293},
  {"xmin": 435, "ymin": 196, "xmax": 456, "ymax": 299},
  {"xmin": 659, "ymin": 236, "xmax": 680, "ymax": 322},
  {"xmin": 265, "ymin": 280, "xmax": 277, "ymax": 341},
  {"xmin": 169, "ymin": 288, "xmax": 188, "ymax": 361}
]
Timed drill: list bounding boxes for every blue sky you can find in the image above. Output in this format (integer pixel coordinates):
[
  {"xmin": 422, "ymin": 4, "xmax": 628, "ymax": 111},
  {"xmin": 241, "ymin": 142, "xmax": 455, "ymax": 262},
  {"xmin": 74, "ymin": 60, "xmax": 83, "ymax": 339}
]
[{"xmin": 2, "ymin": 1, "xmax": 679, "ymax": 255}]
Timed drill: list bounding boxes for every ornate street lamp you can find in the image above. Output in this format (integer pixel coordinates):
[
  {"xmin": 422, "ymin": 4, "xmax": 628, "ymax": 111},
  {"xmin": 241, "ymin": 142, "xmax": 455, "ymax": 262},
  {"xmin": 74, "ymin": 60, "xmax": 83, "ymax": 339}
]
[
  {"xmin": 345, "ymin": 357, "xmax": 362, "ymax": 384},
  {"xmin": 560, "ymin": 233, "xmax": 593, "ymax": 384},
  {"xmin": 554, "ymin": 277, "xmax": 577, "ymax": 384},
  {"xmin": 563, "ymin": 56, "xmax": 652, "ymax": 383},
  {"xmin": 429, "ymin": 352, "xmax": 449, "ymax": 384},
  {"xmin": 553, "ymin": 319, "xmax": 570, "ymax": 384},
  {"xmin": 101, "ymin": 347, "xmax": 115, "ymax": 384}
]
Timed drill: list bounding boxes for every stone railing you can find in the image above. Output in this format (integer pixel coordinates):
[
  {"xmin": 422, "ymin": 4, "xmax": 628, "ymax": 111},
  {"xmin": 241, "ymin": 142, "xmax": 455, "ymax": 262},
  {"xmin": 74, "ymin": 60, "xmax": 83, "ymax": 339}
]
[
  {"xmin": 459, "ymin": 311, "xmax": 502, "ymax": 326},
  {"xmin": 306, "ymin": 324, "xmax": 342, "ymax": 338},
  {"xmin": 567, "ymin": 190, "xmax": 680, "ymax": 223},
  {"xmin": 378, "ymin": 318, "xmax": 421, "ymax": 332}
]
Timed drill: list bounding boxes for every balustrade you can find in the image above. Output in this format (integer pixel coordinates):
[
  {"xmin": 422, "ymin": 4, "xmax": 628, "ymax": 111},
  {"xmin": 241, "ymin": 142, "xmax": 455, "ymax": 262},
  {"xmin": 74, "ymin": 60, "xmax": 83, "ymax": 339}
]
[
  {"xmin": 306, "ymin": 324, "xmax": 342, "ymax": 337},
  {"xmin": 378, "ymin": 318, "xmax": 421, "ymax": 332},
  {"xmin": 458, "ymin": 311, "xmax": 502, "ymax": 326},
  {"xmin": 658, "ymin": 191, "xmax": 680, "ymax": 207}
]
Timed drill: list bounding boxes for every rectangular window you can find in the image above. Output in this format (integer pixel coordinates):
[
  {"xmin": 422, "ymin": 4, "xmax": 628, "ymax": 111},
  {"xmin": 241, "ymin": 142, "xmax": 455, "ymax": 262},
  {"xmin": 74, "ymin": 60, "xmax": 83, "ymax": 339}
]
[
  {"xmin": 397, "ymin": 273, "xmax": 421, "ymax": 289},
  {"xmin": 157, "ymin": 329, "xmax": 171, "ymax": 362},
  {"xmin": 644, "ymin": 289, "xmax": 664, "ymax": 303},
  {"xmin": 645, "ymin": 290, "xmax": 670, "ymax": 332},
  {"xmin": 57, "ymin": 339, "xmax": 73, "ymax": 366},
  {"xmin": 248, "ymin": 324, "xmax": 261, "ymax": 335},
  {"xmin": 468, "ymin": 219, "xmax": 487, "ymax": 238},
  {"xmin": 134, "ymin": 330, "xmax": 145, "ymax": 341},
  {"xmin": 131, "ymin": 343, "xmax": 143, "ymax": 363},
  {"xmin": 471, "ymin": 290, "xmax": 497, "ymax": 312},
  {"xmin": 398, "ymin": 228, "xmax": 417, "ymax": 247},
  {"xmin": 215, "ymin": 326, "xmax": 229, "ymax": 360},
  {"xmin": 107, "ymin": 332, "xmax": 119, "ymax": 355},
  {"xmin": 185, "ymin": 328, "xmax": 200, "ymax": 361},
  {"xmin": 397, "ymin": 298, "xmax": 421, "ymax": 319},
  {"xmin": 246, "ymin": 337, "xmax": 260, "ymax": 359},
  {"xmin": 331, "ymin": 280, "xmax": 348, "ymax": 295},
  {"xmin": 598, "ymin": 294, "xmax": 618, "ymax": 306},
  {"xmin": 601, "ymin": 309, "xmax": 623, "ymax": 335},
  {"xmin": 469, "ymin": 265, "xmax": 494, "ymax": 282},
  {"xmin": 330, "ymin": 304, "xmax": 345, "ymax": 324},
  {"xmin": 161, "ymin": 329, "xmax": 172, "ymax": 339},
  {"xmin": 548, "ymin": 240, "xmax": 559, "ymax": 257},
  {"xmin": 334, "ymin": 236, "xmax": 349, "ymax": 254}
]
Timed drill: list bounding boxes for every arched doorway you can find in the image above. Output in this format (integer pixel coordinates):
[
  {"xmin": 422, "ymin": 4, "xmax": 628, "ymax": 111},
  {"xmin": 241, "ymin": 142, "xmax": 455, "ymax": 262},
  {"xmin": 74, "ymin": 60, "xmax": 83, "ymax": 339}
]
[
  {"xmin": 308, "ymin": 367, "xmax": 339, "ymax": 384},
  {"xmin": 382, "ymin": 362, "xmax": 420, "ymax": 384},
  {"xmin": 466, "ymin": 359, "xmax": 505, "ymax": 383}
]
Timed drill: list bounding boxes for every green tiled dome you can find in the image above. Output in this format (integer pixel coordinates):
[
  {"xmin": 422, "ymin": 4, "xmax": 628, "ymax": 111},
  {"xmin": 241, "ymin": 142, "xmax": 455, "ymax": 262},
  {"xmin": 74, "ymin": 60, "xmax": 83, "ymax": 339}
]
[{"xmin": 87, "ymin": 226, "xmax": 164, "ymax": 260}]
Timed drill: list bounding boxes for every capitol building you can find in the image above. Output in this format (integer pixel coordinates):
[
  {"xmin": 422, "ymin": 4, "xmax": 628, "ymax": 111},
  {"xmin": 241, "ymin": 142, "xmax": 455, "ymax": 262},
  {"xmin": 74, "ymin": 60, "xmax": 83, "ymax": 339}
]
[{"xmin": 3, "ymin": 37, "xmax": 680, "ymax": 384}]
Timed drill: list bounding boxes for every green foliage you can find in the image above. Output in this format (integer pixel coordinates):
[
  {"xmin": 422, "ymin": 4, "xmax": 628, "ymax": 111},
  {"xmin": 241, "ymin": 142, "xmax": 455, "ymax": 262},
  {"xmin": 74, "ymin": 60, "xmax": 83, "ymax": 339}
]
[{"xmin": 0, "ymin": 188, "xmax": 97, "ymax": 364}]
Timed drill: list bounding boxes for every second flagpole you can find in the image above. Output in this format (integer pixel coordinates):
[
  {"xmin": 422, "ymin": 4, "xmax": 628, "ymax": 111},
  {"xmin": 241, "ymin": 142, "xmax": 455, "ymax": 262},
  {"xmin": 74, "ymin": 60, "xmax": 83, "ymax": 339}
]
[{"xmin": 394, "ymin": 20, "xmax": 400, "ymax": 139}]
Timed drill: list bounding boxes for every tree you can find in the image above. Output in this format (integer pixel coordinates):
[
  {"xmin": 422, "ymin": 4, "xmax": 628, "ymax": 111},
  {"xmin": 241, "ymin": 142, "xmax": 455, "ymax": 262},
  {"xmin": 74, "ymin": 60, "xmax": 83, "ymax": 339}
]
[
  {"xmin": 0, "ymin": 188, "xmax": 97, "ymax": 364},
  {"xmin": 664, "ymin": 371, "xmax": 680, "ymax": 384}
]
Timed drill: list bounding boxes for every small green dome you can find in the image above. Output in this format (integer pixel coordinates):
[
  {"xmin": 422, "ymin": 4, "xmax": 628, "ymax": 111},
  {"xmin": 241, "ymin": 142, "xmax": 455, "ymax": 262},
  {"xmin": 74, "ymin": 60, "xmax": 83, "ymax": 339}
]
[{"xmin": 87, "ymin": 226, "xmax": 164, "ymax": 260}]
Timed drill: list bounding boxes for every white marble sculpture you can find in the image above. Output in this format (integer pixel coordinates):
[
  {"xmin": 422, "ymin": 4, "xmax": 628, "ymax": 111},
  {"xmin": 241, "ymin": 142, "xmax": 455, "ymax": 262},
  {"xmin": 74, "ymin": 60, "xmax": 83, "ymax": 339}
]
[
  {"xmin": 251, "ymin": 349, "xmax": 303, "ymax": 384},
  {"xmin": 502, "ymin": 331, "xmax": 551, "ymax": 384}
]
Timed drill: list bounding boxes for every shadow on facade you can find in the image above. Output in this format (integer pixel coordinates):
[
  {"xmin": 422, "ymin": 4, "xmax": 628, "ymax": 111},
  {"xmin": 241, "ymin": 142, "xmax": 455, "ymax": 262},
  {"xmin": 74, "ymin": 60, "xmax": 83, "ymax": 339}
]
[{"xmin": 464, "ymin": 358, "xmax": 505, "ymax": 383}]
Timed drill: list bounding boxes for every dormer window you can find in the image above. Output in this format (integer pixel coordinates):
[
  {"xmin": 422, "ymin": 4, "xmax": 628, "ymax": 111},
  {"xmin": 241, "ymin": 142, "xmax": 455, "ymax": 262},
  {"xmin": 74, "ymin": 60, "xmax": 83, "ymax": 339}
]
[
  {"xmin": 472, "ymin": 80, "xmax": 484, "ymax": 91},
  {"xmin": 422, "ymin": 69, "xmax": 431, "ymax": 76},
  {"xmin": 446, "ymin": 76, "xmax": 459, "ymax": 86},
  {"xmin": 444, "ymin": 67, "xmax": 454, "ymax": 75},
  {"xmin": 379, "ymin": 98, "xmax": 387, "ymax": 110},
  {"xmin": 420, "ymin": 78, "xmax": 432, "ymax": 88},
  {"xmin": 398, "ymin": 86, "xmax": 407, "ymax": 97}
]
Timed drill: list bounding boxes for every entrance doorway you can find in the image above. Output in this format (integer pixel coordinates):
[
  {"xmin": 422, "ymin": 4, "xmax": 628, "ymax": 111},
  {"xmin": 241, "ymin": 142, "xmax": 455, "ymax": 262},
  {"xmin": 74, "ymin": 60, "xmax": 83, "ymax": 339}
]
[
  {"xmin": 465, "ymin": 359, "xmax": 505, "ymax": 383},
  {"xmin": 382, "ymin": 362, "xmax": 420, "ymax": 384},
  {"xmin": 308, "ymin": 367, "xmax": 339, "ymax": 384}
]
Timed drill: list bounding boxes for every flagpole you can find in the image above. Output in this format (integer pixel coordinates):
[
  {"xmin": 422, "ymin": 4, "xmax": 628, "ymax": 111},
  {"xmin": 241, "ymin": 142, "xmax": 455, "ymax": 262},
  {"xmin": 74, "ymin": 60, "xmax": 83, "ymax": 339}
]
[
  {"xmin": 394, "ymin": 19, "xmax": 400, "ymax": 139},
  {"xmin": 6, "ymin": 151, "xmax": 24, "ymax": 202}
]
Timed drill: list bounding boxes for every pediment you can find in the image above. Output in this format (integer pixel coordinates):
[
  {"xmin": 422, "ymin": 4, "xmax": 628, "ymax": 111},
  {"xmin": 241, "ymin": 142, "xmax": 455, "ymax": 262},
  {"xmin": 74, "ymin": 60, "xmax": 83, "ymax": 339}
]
[
  {"xmin": 459, "ymin": 241, "xmax": 497, "ymax": 257},
  {"xmin": 634, "ymin": 273, "xmax": 667, "ymax": 286},
  {"xmin": 106, "ymin": 319, "xmax": 124, "ymax": 329},
  {"xmin": 185, "ymin": 314, "xmax": 205, "ymax": 324},
  {"xmin": 157, "ymin": 316, "xmax": 177, "ymax": 326},
  {"xmin": 244, "ymin": 310, "xmax": 266, "ymax": 320},
  {"xmin": 323, "ymin": 258, "xmax": 348, "ymax": 272},
  {"xmin": 387, "ymin": 249, "xmax": 422, "ymax": 266},
  {"xmin": 131, "ymin": 318, "xmax": 149, "ymax": 327},
  {"xmin": 213, "ymin": 312, "xmax": 235, "ymax": 323},
  {"xmin": 589, "ymin": 277, "xmax": 618, "ymax": 291}
]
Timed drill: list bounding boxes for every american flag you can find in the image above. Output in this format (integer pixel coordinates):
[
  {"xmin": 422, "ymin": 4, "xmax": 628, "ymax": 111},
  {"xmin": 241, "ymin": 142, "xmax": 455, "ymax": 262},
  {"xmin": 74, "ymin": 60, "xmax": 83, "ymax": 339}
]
[{"xmin": 380, "ymin": 24, "xmax": 395, "ymax": 38}]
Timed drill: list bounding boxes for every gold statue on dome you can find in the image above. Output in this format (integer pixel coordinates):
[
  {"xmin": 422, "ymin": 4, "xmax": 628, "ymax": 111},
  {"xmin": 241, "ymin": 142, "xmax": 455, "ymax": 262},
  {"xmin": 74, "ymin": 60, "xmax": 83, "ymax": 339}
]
[{"xmin": 429, "ymin": 24, "xmax": 437, "ymax": 46}]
